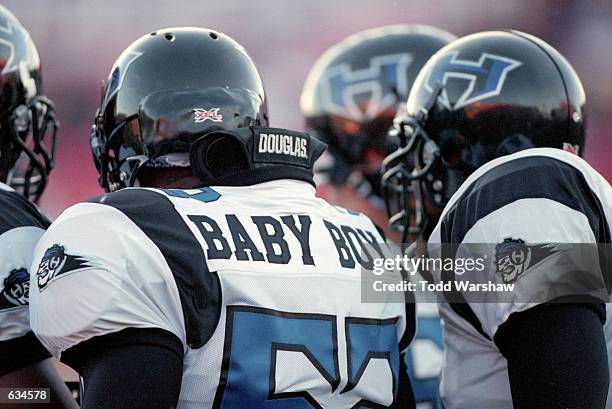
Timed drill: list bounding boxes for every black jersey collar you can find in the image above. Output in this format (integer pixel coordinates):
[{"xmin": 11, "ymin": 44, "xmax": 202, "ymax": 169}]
[{"xmin": 189, "ymin": 126, "xmax": 326, "ymax": 188}]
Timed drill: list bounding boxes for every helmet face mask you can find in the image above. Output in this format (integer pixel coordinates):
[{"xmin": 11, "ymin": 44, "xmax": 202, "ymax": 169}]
[
  {"xmin": 5, "ymin": 96, "xmax": 58, "ymax": 202},
  {"xmin": 92, "ymin": 28, "xmax": 268, "ymax": 192},
  {"xmin": 382, "ymin": 30, "xmax": 587, "ymax": 240},
  {"xmin": 0, "ymin": 5, "xmax": 58, "ymax": 202},
  {"xmin": 382, "ymin": 111, "xmax": 441, "ymax": 240}
]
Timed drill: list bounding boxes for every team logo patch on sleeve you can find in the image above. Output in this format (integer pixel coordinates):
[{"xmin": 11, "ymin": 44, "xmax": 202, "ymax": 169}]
[
  {"xmin": 36, "ymin": 244, "xmax": 100, "ymax": 290},
  {"xmin": 495, "ymin": 238, "xmax": 560, "ymax": 283},
  {"xmin": 0, "ymin": 268, "xmax": 29, "ymax": 310}
]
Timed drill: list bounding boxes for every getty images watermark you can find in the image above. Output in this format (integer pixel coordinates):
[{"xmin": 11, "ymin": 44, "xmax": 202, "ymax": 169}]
[
  {"xmin": 370, "ymin": 253, "xmax": 516, "ymax": 293},
  {"xmin": 360, "ymin": 242, "xmax": 611, "ymax": 304}
]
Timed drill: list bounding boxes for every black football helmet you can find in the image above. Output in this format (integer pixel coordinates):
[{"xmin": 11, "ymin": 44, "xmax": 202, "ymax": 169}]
[
  {"xmin": 91, "ymin": 27, "xmax": 268, "ymax": 191},
  {"xmin": 0, "ymin": 5, "xmax": 58, "ymax": 202},
  {"xmin": 382, "ymin": 30, "xmax": 586, "ymax": 239},
  {"xmin": 300, "ymin": 25, "xmax": 455, "ymax": 206}
]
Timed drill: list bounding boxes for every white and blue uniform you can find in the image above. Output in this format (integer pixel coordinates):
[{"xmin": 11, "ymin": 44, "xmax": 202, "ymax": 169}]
[
  {"xmin": 428, "ymin": 148, "xmax": 612, "ymax": 409},
  {"xmin": 0, "ymin": 182, "xmax": 51, "ymax": 375},
  {"xmin": 30, "ymin": 179, "xmax": 414, "ymax": 408}
]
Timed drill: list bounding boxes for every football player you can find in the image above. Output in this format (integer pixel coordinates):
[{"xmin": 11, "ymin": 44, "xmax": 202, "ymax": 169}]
[
  {"xmin": 382, "ymin": 30, "xmax": 611, "ymax": 408},
  {"xmin": 0, "ymin": 4, "xmax": 78, "ymax": 408},
  {"xmin": 301, "ymin": 25, "xmax": 455, "ymax": 409},
  {"xmin": 29, "ymin": 27, "xmax": 414, "ymax": 408}
]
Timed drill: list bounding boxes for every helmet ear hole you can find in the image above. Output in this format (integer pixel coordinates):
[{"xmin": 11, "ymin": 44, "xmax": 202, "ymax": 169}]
[
  {"xmin": 192, "ymin": 134, "xmax": 248, "ymax": 182},
  {"xmin": 206, "ymin": 135, "xmax": 248, "ymax": 178}
]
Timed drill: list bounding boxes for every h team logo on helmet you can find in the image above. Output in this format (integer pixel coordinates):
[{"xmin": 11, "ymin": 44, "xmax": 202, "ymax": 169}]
[
  {"xmin": 0, "ymin": 14, "xmax": 39, "ymax": 75},
  {"xmin": 103, "ymin": 51, "xmax": 143, "ymax": 106},
  {"xmin": 323, "ymin": 53, "xmax": 413, "ymax": 121},
  {"xmin": 425, "ymin": 51, "xmax": 522, "ymax": 110}
]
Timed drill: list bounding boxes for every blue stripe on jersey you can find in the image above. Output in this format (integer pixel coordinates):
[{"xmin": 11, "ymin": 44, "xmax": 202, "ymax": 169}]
[{"xmin": 159, "ymin": 187, "xmax": 221, "ymax": 203}]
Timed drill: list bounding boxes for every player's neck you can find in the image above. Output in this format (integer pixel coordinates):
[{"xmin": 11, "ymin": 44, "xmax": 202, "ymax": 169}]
[{"xmin": 138, "ymin": 167, "xmax": 202, "ymax": 189}]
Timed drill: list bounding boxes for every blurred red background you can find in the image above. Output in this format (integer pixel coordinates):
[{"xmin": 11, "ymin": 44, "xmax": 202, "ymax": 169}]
[{"xmin": 4, "ymin": 0, "xmax": 609, "ymax": 217}]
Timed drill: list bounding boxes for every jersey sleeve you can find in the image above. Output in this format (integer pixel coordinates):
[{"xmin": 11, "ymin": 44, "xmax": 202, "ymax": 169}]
[
  {"xmin": 0, "ymin": 226, "xmax": 52, "ymax": 375},
  {"xmin": 0, "ymin": 186, "xmax": 52, "ymax": 374},
  {"xmin": 429, "ymin": 153, "xmax": 612, "ymax": 339},
  {"xmin": 29, "ymin": 200, "xmax": 187, "ymax": 359},
  {"xmin": 0, "ymin": 227, "xmax": 44, "ymax": 341}
]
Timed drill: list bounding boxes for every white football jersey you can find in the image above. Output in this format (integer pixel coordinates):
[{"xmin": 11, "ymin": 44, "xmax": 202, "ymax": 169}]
[
  {"xmin": 30, "ymin": 179, "xmax": 412, "ymax": 408},
  {"xmin": 0, "ymin": 182, "xmax": 51, "ymax": 374},
  {"xmin": 427, "ymin": 148, "xmax": 612, "ymax": 409}
]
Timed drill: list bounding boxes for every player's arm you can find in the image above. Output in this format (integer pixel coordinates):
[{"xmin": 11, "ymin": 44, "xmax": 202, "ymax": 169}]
[
  {"xmin": 62, "ymin": 328, "xmax": 183, "ymax": 409},
  {"xmin": 495, "ymin": 302, "xmax": 608, "ymax": 408},
  {"xmin": 29, "ymin": 202, "xmax": 189, "ymax": 409},
  {"xmin": 430, "ymin": 157, "xmax": 612, "ymax": 408},
  {"xmin": 0, "ymin": 332, "xmax": 50, "ymax": 379},
  {"xmin": 474, "ymin": 200, "xmax": 610, "ymax": 408}
]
